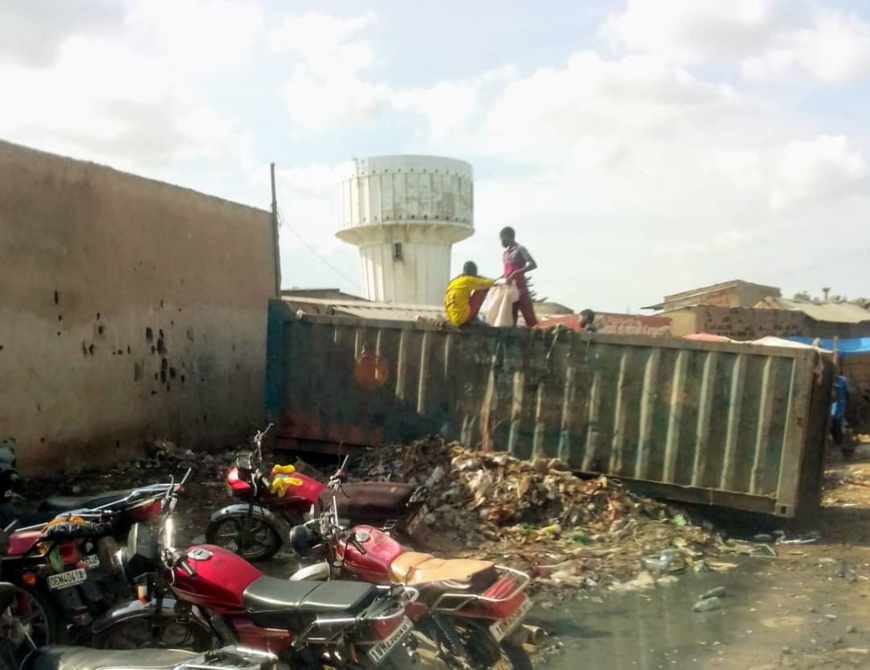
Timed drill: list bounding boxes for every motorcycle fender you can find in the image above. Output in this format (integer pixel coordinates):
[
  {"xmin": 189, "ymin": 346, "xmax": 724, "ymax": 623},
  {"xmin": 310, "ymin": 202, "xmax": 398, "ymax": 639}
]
[
  {"xmin": 208, "ymin": 504, "xmax": 290, "ymax": 536},
  {"xmin": 288, "ymin": 561, "xmax": 331, "ymax": 581},
  {"xmin": 92, "ymin": 598, "xmax": 207, "ymax": 635}
]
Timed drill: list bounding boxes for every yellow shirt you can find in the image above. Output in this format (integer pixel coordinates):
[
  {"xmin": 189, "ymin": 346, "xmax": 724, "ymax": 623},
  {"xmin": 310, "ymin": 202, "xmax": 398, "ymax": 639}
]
[{"xmin": 444, "ymin": 275, "xmax": 495, "ymax": 325}]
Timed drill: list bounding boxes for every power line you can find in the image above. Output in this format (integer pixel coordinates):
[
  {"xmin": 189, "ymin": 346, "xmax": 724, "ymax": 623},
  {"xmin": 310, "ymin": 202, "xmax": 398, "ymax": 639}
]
[
  {"xmin": 276, "ymin": 208, "xmax": 363, "ymax": 292},
  {"xmin": 766, "ymin": 246, "xmax": 870, "ymax": 282}
]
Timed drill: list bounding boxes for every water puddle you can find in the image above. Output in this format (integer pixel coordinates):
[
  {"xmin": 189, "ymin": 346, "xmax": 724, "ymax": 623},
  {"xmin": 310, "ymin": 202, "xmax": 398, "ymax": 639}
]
[{"xmin": 530, "ymin": 557, "xmax": 868, "ymax": 669}]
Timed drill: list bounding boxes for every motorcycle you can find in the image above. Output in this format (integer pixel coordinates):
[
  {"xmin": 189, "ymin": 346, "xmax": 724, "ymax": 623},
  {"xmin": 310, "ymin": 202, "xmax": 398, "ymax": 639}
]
[
  {"xmin": 2, "ymin": 481, "xmax": 175, "ymax": 652},
  {"xmin": 286, "ymin": 457, "xmax": 535, "ymax": 670},
  {"xmin": 205, "ymin": 425, "xmax": 419, "ymax": 561},
  {"xmin": 92, "ymin": 470, "xmax": 424, "ymax": 670},
  {"xmin": 21, "ymin": 644, "xmax": 280, "ymax": 670}
]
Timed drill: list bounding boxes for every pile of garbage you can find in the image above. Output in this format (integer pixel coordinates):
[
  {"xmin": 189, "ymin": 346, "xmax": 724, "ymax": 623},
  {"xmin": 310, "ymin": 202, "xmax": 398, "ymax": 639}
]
[{"xmin": 364, "ymin": 437, "xmax": 720, "ymax": 591}]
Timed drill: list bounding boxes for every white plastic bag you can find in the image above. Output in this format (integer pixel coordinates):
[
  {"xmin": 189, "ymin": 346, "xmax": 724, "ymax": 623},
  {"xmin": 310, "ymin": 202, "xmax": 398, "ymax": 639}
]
[{"xmin": 486, "ymin": 283, "xmax": 520, "ymax": 327}]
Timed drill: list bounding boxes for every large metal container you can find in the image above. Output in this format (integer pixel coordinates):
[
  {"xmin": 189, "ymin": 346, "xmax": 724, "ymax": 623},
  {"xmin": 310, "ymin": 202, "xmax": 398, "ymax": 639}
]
[{"xmin": 266, "ymin": 300, "xmax": 834, "ymax": 517}]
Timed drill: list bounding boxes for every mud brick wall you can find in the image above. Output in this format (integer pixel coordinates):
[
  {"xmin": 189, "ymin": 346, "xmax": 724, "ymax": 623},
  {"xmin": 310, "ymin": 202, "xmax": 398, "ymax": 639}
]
[
  {"xmin": 0, "ymin": 140, "xmax": 276, "ymax": 474},
  {"xmin": 842, "ymin": 354, "xmax": 870, "ymax": 431},
  {"xmin": 669, "ymin": 306, "xmax": 870, "ymax": 341}
]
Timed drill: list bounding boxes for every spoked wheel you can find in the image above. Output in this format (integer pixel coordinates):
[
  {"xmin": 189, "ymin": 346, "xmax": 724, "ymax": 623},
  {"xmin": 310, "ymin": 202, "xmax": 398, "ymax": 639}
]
[
  {"xmin": 93, "ymin": 611, "xmax": 213, "ymax": 651},
  {"xmin": 4, "ymin": 586, "xmax": 61, "ymax": 665},
  {"xmin": 205, "ymin": 516, "xmax": 282, "ymax": 561}
]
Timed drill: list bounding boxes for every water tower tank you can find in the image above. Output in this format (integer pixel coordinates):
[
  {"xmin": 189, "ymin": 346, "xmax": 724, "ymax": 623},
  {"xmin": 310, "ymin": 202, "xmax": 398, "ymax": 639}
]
[{"xmin": 336, "ymin": 155, "xmax": 474, "ymax": 306}]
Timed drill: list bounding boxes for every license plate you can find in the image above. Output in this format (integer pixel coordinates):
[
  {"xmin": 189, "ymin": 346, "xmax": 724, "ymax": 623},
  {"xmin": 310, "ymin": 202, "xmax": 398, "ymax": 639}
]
[
  {"xmin": 83, "ymin": 554, "xmax": 100, "ymax": 570},
  {"xmin": 489, "ymin": 597, "xmax": 533, "ymax": 642},
  {"xmin": 48, "ymin": 568, "xmax": 87, "ymax": 591},
  {"xmin": 367, "ymin": 617, "xmax": 413, "ymax": 665}
]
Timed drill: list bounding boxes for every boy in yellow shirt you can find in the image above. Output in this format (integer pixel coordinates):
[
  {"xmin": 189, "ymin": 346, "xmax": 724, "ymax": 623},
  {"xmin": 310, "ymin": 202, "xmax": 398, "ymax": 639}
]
[{"xmin": 444, "ymin": 262, "xmax": 503, "ymax": 326}]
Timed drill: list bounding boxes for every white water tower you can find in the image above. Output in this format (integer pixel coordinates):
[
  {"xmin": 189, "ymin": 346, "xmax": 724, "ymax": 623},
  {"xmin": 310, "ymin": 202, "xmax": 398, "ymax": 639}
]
[{"xmin": 336, "ymin": 155, "xmax": 474, "ymax": 305}]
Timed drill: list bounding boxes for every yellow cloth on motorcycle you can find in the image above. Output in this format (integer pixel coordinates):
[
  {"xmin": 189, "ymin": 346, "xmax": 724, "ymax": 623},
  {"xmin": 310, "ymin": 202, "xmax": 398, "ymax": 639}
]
[
  {"xmin": 46, "ymin": 515, "xmax": 87, "ymax": 527},
  {"xmin": 270, "ymin": 473, "xmax": 304, "ymax": 498},
  {"xmin": 270, "ymin": 464, "xmax": 296, "ymax": 476}
]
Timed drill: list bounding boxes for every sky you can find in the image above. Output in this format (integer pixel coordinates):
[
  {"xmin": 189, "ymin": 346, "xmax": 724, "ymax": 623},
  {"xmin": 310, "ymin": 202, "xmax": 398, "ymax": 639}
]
[{"xmin": 2, "ymin": 0, "xmax": 869, "ymax": 312}]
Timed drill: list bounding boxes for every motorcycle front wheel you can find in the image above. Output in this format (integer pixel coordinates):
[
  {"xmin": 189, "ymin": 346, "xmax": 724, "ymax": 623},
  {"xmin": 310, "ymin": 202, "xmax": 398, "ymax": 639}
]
[
  {"xmin": 92, "ymin": 610, "xmax": 213, "ymax": 651},
  {"xmin": 205, "ymin": 516, "xmax": 282, "ymax": 561}
]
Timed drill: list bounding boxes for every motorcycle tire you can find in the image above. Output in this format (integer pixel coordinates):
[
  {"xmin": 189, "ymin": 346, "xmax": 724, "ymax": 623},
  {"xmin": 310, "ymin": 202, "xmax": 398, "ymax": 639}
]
[
  {"xmin": 204, "ymin": 516, "xmax": 282, "ymax": 562},
  {"xmin": 92, "ymin": 610, "xmax": 214, "ymax": 651},
  {"xmin": 452, "ymin": 619, "xmax": 533, "ymax": 670},
  {"xmin": 6, "ymin": 585, "xmax": 64, "ymax": 664}
]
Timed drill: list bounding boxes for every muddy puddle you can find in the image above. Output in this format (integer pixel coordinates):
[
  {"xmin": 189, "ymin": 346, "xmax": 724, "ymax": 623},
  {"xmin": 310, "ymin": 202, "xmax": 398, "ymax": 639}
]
[{"xmin": 531, "ymin": 555, "xmax": 870, "ymax": 670}]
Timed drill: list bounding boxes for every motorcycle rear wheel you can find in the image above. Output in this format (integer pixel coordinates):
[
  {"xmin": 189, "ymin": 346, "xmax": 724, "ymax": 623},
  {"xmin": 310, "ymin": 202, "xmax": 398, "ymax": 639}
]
[
  {"xmin": 92, "ymin": 610, "xmax": 213, "ymax": 651},
  {"xmin": 205, "ymin": 516, "xmax": 282, "ymax": 561},
  {"xmin": 449, "ymin": 619, "xmax": 533, "ymax": 670}
]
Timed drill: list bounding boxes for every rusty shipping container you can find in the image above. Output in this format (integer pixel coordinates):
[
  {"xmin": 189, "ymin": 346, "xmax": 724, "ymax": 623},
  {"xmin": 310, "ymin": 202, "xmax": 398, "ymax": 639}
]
[{"xmin": 265, "ymin": 300, "xmax": 834, "ymax": 517}]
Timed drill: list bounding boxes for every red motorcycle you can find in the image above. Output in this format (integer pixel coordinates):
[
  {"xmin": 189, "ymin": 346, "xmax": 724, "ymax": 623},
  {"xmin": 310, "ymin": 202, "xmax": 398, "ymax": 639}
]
[
  {"xmin": 1, "ymin": 479, "xmax": 172, "ymax": 656},
  {"xmin": 92, "ymin": 471, "xmax": 424, "ymax": 670},
  {"xmin": 286, "ymin": 458, "xmax": 535, "ymax": 670},
  {"xmin": 205, "ymin": 425, "xmax": 418, "ymax": 561}
]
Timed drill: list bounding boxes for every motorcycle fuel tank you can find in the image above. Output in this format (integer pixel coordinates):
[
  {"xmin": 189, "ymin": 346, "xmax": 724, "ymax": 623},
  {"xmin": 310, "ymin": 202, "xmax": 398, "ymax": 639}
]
[
  {"xmin": 267, "ymin": 472, "xmax": 325, "ymax": 510},
  {"xmin": 171, "ymin": 544, "xmax": 262, "ymax": 612},
  {"xmin": 336, "ymin": 525, "xmax": 404, "ymax": 583}
]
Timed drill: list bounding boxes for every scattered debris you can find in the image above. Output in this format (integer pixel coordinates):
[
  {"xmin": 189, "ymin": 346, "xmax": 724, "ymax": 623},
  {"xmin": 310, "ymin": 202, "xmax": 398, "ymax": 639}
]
[
  {"xmin": 693, "ymin": 596, "xmax": 724, "ymax": 613},
  {"xmin": 361, "ymin": 436, "xmax": 721, "ymax": 592}
]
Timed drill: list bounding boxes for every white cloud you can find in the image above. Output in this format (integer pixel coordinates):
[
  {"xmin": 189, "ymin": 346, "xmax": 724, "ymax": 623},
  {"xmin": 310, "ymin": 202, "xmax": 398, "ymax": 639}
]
[
  {"xmin": 476, "ymin": 52, "xmax": 740, "ymax": 167},
  {"xmin": 390, "ymin": 82, "xmax": 477, "ymax": 141},
  {"xmin": 769, "ymin": 134, "xmax": 867, "ymax": 209},
  {"xmin": 0, "ymin": 1, "xmax": 258, "ymax": 174},
  {"xmin": 743, "ymin": 9, "xmax": 870, "ymax": 83},
  {"xmin": 270, "ymin": 12, "xmax": 389, "ymax": 131},
  {"xmin": 604, "ymin": 0, "xmax": 870, "ymax": 84},
  {"xmin": 602, "ymin": 0, "xmax": 784, "ymax": 64},
  {"xmin": 269, "ymin": 12, "xmax": 377, "ymax": 77},
  {"xmin": 710, "ymin": 150, "xmax": 765, "ymax": 190}
]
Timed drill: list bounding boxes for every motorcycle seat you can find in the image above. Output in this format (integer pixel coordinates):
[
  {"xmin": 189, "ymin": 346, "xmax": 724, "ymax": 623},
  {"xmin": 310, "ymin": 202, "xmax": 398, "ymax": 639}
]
[
  {"xmin": 38, "ymin": 489, "xmax": 137, "ymax": 514},
  {"xmin": 389, "ymin": 552, "xmax": 496, "ymax": 588},
  {"xmin": 20, "ymin": 646, "xmax": 198, "ymax": 670},
  {"xmin": 322, "ymin": 482, "xmax": 416, "ymax": 525},
  {"xmin": 243, "ymin": 576, "xmax": 379, "ymax": 629}
]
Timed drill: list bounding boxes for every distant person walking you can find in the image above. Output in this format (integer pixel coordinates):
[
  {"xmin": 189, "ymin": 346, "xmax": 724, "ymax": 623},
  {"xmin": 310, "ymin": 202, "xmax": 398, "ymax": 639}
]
[
  {"xmin": 499, "ymin": 227, "xmax": 538, "ymax": 327},
  {"xmin": 444, "ymin": 261, "xmax": 501, "ymax": 326}
]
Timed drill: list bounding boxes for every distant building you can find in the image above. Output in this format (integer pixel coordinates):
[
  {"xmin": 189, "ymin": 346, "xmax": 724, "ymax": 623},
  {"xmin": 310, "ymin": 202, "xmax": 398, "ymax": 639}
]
[
  {"xmin": 281, "ymin": 288, "xmax": 364, "ymax": 302},
  {"xmin": 540, "ymin": 312, "xmax": 672, "ymax": 336},
  {"xmin": 643, "ymin": 279, "xmax": 782, "ymax": 312}
]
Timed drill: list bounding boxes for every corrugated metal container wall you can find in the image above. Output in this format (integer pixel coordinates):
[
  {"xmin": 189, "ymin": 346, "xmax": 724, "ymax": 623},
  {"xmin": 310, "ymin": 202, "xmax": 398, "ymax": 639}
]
[{"xmin": 265, "ymin": 301, "xmax": 834, "ymax": 517}]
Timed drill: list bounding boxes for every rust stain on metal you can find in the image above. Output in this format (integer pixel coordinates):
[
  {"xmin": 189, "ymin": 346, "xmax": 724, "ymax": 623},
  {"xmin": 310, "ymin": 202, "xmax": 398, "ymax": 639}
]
[{"xmin": 269, "ymin": 312, "xmax": 834, "ymax": 517}]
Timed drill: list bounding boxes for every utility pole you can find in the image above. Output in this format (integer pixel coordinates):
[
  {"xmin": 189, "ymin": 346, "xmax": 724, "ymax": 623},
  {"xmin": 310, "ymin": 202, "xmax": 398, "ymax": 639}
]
[{"xmin": 270, "ymin": 163, "xmax": 281, "ymax": 297}]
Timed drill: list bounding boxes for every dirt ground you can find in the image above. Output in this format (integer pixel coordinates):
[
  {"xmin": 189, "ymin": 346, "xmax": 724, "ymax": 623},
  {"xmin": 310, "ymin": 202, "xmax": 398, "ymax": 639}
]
[{"xmin": 536, "ymin": 438, "xmax": 870, "ymax": 670}]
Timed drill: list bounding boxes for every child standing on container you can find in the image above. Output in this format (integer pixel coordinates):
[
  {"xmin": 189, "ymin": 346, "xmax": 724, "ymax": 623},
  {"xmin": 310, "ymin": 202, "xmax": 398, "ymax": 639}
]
[{"xmin": 500, "ymin": 227, "xmax": 539, "ymax": 327}]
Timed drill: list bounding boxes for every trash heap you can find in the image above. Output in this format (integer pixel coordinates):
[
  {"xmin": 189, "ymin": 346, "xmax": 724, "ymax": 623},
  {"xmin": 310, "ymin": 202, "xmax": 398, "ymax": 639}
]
[{"xmin": 366, "ymin": 436, "xmax": 721, "ymax": 591}]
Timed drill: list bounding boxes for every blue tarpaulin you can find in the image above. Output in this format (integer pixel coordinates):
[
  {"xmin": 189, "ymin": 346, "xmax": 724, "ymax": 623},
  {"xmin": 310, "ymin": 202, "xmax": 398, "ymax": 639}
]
[{"xmin": 786, "ymin": 337, "xmax": 870, "ymax": 355}]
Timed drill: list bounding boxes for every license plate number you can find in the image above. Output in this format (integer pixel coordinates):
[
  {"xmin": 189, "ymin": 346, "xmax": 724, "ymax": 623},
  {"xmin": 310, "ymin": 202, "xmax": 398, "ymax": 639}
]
[
  {"xmin": 367, "ymin": 617, "xmax": 413, "ymax": 665},
  {"xmin": 48, "ymin": 568, "xmax": 87, "ymax": 591},
  {"xmin": 83, "ymin": 554, "xmax": 100, "ymax": 569},
  {"xmin": 489, "ymin": 597, "xmax": 533, "ymax": 642}
]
